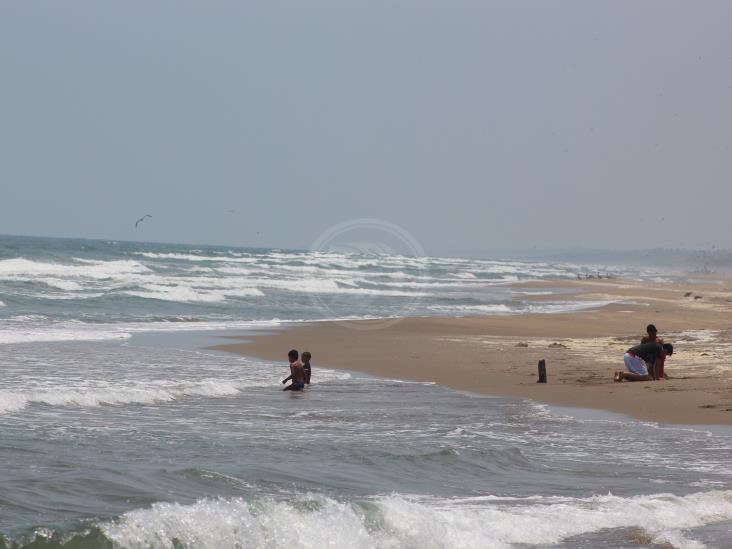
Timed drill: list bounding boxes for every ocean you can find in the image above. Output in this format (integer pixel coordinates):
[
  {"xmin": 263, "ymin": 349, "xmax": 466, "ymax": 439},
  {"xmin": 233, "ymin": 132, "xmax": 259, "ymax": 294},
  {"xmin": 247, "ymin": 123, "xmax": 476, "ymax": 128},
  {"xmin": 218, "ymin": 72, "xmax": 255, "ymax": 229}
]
[{"xmin": 1, "ymin": 235, "xmax": 731, "ymax": 548}]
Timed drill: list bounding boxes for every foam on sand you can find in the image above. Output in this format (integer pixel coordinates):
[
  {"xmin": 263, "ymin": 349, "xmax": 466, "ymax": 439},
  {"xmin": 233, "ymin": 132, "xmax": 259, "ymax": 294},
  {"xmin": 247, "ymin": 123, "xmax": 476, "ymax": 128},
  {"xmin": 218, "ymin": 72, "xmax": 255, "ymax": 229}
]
[{"xmin": 98, "ymin": 490, "xmax": 732, "ymax": 549}]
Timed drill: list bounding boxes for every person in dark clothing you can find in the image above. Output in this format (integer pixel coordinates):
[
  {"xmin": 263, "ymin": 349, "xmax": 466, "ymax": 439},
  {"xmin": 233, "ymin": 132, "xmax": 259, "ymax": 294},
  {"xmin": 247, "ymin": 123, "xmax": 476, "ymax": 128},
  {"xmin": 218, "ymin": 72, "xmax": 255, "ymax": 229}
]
[
  {"xmin": 614, "ymin": 342, "xmax": 674, "ymax": 382},
  {"xmin": 641, "ymin": 324, "xmax": 667, "ymax": 378},
  {"xmin": 282, "ymin": 349, "xmax": 305, "ymax": 391},
  {"xmin": 302, "ymin": 351, "xmax": 312, "ymax": 385}
]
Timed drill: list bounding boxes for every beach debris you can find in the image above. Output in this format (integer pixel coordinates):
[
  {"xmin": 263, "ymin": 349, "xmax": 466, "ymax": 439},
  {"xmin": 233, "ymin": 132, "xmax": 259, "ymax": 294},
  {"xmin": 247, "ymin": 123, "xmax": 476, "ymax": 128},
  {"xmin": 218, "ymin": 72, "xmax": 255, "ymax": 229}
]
[
  {"xmin": 135, "ymin": 214, "xmax": 152, "ymax": 228},
  {"xmin": 515, "ymin": 341, "xmax": 529, "ymax": 347},
  {"xmin": 537, "ymin": 359, "xmax": 547, "ymax": 383},
  {"xmin": 548, "ymin": 342, "xmax": 567, "ymax": 349},
  {"xmin": 684, "ymin": 291, "xmax": 693, "ymax": 297},
  {"xmin": 694, "ymin": 295, "xmax": 703, "ymax": 300}
]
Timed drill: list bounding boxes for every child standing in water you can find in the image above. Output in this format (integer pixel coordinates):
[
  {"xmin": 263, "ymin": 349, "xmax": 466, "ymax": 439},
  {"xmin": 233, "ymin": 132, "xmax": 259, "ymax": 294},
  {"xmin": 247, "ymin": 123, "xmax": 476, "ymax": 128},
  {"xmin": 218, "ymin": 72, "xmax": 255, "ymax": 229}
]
[{"xmin": 302, "ymin": 351, "xmax": 312, "ymax": 385}]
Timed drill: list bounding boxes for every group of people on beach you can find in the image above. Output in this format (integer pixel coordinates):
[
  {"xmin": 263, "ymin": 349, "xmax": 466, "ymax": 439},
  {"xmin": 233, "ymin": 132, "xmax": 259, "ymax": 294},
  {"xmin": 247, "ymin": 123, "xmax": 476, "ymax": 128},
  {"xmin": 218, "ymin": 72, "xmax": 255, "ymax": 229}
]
[
  {"xmin": 278, "ymin": 328, "xmax": 672, "ymax": 389},
  {"xmin": 282, "ymin": 349, "xmax": 312, "ymax": 391},
  {"xmin": 614, "ymin": 324, "xmax": 674, "ymax": 382}
]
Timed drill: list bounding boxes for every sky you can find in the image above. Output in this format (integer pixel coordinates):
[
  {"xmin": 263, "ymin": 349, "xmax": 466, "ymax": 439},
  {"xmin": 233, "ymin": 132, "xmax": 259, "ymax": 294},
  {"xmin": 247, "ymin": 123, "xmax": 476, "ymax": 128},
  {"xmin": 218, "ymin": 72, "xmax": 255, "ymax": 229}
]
[{"xmin": 1, "ymin": 1, "xmax": 731, "ymax": 256}]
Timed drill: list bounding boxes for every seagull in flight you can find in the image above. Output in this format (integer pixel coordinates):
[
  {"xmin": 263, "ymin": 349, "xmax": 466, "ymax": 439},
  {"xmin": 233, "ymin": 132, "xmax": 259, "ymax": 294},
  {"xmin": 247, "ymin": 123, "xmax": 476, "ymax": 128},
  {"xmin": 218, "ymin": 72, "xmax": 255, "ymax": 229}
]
[{"xmin": 135, "ymin": 214, "xmax": 152, "ymax": 228}]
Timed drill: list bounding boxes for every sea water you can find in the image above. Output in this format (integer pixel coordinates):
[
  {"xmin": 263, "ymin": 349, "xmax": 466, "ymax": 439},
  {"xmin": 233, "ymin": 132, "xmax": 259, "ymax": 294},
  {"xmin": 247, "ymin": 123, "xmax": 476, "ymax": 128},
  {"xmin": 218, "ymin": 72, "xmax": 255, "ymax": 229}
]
[{"xmin": 1, "ymin": 235, "xmax": 731, "ymax": 548}]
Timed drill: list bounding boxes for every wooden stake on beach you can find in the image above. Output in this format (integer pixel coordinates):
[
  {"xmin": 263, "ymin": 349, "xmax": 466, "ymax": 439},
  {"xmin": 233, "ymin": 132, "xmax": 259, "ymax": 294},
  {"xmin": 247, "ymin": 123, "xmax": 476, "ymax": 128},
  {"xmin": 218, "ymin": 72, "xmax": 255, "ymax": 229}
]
[{"xmin": 537, "ymin": 360, "xmax": 547, "ymax": 383}]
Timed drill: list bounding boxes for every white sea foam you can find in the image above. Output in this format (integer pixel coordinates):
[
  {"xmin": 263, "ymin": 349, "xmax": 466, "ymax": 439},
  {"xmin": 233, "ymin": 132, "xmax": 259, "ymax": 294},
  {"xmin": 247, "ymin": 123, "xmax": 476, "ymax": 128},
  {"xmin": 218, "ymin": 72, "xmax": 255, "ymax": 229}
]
[
  {"xmin": 0, "ymin": 366, "xmax": 355, "ymax": 414},
  {"xmin": 512, "ymin": 290, "xmax": 554, "ymax": 295},
  {"xmin": 0, "ymin": 317, "xmax": 282, "ymax": 345},
  {"xmin": 136, "ymin": 252, "xmax": 261, "ymax": 263},
  {"xmin": 0, "ymin": 392, "xmax": 27, "ymax": 413},
  {"xmin": 99, "ymin": 490, "xmax": 732, "ymax": 549},
  {"xmin": 126, "ymin": 284, "xmax": 263, "ymax": 303},
  {"xmin": 36, "ymin": 292, "xmax": 107, "ymax": 301},
  {"xmin": 37, "ymin": 277, "xmax": 84, "ymax": 291},
  {"xmin": 0, "ymin": 315, "xmax": 410, "ymax": 347},
  {"xmin": 450, "ymin": 271, "xmax": 478, "ymax": 279},
  {"xmin": 0, "ymin": 378, "xmax": 268, "ymax": 414},
  {"xmin": 0, "ymin": 257, "xmax": 167, "ymax": 300},
  {"xmin": 0, "ymin": 323, "xmax": 132, "ymax": 345},
  {"xmin": 0, "ymin": 249, "xmax": 670, "ymax": 317},
  {"xmin": 198, "ymin": 275, "xmax": 430, "ymax": 297},
  {"xmin": 0, "ymin": 257, "xmax": 150, "ymax": 278},
  {"xmin": 429, "ymin": 300, "xmax": 616, "ymax": 316},
  {"xmin": 2, "ymin": 257, "xmax": 434, "ymax": 301},
  {"xmin": 432, "ymin": 304, "xmax": 515, "ymax": 314},
  {"xmin": 525, "ymin": 299, "xmax": 616, "ymax": 313}
]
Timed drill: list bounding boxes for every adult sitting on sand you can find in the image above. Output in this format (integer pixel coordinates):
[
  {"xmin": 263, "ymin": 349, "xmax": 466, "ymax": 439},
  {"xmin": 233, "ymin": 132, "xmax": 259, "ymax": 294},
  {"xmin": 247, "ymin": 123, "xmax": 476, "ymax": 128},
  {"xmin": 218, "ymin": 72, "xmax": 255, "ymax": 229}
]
[
  {"xmin": 641, "ymin": 324, "xmax": 667, "ymax": 378},
  {"xmin": 282, "ymin": 349, "xmax": 306, "ymax": 391},
  {"xmin": 614, "ymin": 342, "xmax": 673, "ymax": 382}
]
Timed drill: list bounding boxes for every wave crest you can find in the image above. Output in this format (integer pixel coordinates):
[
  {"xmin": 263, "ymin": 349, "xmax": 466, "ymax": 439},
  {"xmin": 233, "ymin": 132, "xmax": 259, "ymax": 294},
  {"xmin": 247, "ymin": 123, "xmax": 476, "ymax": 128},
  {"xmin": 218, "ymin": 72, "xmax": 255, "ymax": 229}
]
[
  {"xmin": 0, "ymin": 379, "xmax": 265, "ymax": 414},
  {"xmin": 91, "ymin": 490, "xmax": 732, "ymax": 549}
]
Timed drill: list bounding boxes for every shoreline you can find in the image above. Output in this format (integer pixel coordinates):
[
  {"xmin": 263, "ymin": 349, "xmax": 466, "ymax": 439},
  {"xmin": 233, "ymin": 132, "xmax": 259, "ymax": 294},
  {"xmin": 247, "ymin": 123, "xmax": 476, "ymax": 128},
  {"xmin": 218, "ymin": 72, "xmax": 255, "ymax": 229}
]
[{"xmin": 210, "ymin": 278, "xmax": 732, "ymax": 426}]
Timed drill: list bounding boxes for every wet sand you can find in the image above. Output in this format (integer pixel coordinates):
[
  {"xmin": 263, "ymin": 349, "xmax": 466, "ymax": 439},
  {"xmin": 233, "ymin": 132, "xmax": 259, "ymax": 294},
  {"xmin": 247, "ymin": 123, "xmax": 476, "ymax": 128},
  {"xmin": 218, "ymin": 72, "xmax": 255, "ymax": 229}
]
[{"xmin": 211, "ymin": 276, "xmax": 732, "ymax": 425}]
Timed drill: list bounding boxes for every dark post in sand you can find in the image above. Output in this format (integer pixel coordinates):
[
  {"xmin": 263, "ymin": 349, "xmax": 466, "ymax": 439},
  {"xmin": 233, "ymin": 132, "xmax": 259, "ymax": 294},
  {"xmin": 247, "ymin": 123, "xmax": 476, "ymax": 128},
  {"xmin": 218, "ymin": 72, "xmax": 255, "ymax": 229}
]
[{"xmin": 537, "ymin": 359, "xmax": 547, "ymax": 383}]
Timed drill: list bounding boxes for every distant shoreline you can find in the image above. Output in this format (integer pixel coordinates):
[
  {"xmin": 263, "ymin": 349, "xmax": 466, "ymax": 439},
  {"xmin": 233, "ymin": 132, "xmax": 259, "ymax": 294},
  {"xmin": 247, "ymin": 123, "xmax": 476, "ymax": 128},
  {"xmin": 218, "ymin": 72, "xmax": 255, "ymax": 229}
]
[{"xmin": 211, "ymin": 277, "xmax": 732, "ymax": 425}]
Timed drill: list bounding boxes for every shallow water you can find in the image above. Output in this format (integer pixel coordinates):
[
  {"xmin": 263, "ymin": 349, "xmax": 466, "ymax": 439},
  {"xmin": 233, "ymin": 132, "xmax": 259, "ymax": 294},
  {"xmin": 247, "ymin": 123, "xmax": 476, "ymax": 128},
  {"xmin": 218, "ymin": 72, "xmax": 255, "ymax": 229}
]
[
  {"xmin": 2, "ymin": 236, "xmax": 731, "ymax": 548},
  {"xmin": 1, "ymin": 331, "xmax": 732, "ymax": 548}
]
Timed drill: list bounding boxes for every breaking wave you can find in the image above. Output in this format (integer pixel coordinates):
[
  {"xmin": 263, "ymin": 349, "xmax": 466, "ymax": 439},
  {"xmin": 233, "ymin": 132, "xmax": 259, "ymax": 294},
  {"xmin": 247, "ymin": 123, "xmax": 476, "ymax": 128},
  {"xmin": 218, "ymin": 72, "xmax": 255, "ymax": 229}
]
[
  {"xmin": 0, "ymin": 378, "xmax": 264, "ymax": 415},
  {"xmin": 6, "ymin": 490, "xmax": 731, "ymax": 548},
  {"xmin": 0, "ymin": 316, "xmax": 282, "ymax": 345}
]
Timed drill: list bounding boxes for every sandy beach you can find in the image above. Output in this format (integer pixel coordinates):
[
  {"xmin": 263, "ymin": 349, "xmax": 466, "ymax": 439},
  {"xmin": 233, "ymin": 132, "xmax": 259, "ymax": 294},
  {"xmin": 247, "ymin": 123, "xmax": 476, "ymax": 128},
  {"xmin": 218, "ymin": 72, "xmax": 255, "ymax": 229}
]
[{"xmin": 212, "ymin": 276, "xmax": 732, "ymax": 425}]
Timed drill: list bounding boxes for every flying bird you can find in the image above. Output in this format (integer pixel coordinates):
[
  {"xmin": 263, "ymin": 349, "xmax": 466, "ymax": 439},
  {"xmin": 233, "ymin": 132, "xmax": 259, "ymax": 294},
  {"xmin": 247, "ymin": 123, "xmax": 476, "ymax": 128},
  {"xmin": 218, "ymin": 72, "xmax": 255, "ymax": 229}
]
[{"xmin": 135, "ymin": 214, "xmax": 152, "ymax": 228}]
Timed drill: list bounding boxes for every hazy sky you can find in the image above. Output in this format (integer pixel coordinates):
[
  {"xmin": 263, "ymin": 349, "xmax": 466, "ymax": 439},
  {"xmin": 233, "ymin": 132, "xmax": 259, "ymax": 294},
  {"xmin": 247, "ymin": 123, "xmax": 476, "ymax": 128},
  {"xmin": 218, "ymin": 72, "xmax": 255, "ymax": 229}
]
[{"xmin": 1, "ymin": 1, "xmax": 731, "ymax": 255}]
